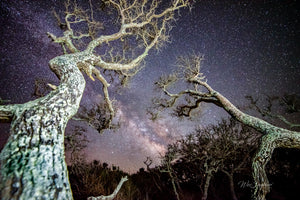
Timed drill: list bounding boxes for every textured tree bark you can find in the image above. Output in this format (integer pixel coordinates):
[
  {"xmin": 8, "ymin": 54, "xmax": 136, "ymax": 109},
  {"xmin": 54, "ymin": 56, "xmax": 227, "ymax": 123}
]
[
  {"xmin": 212, "ymin": 90, "xmax": 300, "ymax": 200},
  {"xmin": 252, "ymin": 129, "xmax": 300, "ymax": 200},
  {"xmin": 87, "ymin": 176, "xmax": 128, "ymax": 200},
  {"xmin": 201, "ymin": 172, "xmax": 212, "ymax": 200},
  {"xmin": 0, "ymin": 53, "xmax": 86, "ymax": 200}
]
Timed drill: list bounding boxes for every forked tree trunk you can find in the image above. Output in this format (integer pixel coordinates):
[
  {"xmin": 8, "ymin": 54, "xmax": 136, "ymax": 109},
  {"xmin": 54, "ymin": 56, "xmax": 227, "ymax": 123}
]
[
  {"xmin": 0, "ymin": 53, "xmax": 86, "ymax": 199},
  {"xmin": 252, "ymin": 129, "xmax": 300, "ymax": 200},
  {"xmin": 202, "ymin": 83, "xmax": 300, "ymax": 200}
]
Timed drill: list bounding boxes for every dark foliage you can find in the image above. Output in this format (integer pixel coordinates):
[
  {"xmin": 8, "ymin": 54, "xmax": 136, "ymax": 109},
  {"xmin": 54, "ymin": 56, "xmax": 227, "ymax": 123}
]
[{"xmin": 68, "ymin": 138, "xmax": 300, "ymax": 200}]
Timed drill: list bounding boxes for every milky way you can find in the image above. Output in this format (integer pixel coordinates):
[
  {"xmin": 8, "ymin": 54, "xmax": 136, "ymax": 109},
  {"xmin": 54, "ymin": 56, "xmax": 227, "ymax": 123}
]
[{"xmin": 0, "ymin": 0, "xmax": 299, "ymax": 172}]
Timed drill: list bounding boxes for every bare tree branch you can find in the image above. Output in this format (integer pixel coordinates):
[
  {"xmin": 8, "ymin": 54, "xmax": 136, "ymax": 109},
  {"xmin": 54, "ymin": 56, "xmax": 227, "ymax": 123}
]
[
  {"xmin": 144, "ymin": 156, "xmax": 153, "ymax": 171},
  {"xmin": 0, "ymin": 104, "xmax": 19, "ymax": 123},
  {"xmin": 246, "ymin": 95, "xmax": 300, "ymax": 129},
  {"xmin": 160, "ymin": 147, "xmax": 182, "ymax": 200},
  {"xmin": 87, "ymin": 176, "xmax": 128, "ymax": 200}
]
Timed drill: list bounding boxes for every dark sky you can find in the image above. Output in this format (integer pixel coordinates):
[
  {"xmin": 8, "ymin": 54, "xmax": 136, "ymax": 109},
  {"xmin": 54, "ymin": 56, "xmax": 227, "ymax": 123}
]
[{"xmin": 0, "ymin": 0, "xmax": 299, "ymax": 172}]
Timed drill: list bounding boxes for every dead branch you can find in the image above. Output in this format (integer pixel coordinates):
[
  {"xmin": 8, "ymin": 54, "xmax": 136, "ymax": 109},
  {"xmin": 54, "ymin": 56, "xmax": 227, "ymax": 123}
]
[{"xmin": 87, "ymin": 176, "xmax": 128, "ymax": 200}]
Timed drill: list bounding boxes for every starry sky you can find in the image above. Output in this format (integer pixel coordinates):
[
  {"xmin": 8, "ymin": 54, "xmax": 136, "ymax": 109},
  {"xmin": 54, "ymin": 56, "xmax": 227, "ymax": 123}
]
[{"xmin": 0, "ymin": 0, "xmax": 299, "ymax": 172}]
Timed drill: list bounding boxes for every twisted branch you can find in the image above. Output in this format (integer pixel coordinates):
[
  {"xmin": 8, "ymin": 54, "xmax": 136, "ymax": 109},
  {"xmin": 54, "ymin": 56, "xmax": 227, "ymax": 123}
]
[
  {"xmin": 87, "ymin": 176, "xmax": 128, "ymax": 200},
  {"xmin": 47, "ymin": 0, "xmax": 191, "ymax": 131}
]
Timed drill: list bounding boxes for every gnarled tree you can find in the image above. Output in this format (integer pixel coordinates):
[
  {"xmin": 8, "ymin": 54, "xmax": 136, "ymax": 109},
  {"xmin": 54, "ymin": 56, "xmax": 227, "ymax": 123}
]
[
  {"xmin": 151, "ymin": 54, "xmax": 300, "ymax": 200},
  {"xmin": 0, "ymin": 0, "xmax": 191, "ymax": 199}
]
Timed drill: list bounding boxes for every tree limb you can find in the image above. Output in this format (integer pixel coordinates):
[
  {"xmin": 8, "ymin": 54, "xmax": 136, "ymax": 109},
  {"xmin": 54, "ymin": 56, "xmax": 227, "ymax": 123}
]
[
  {"xmin": 87, "ymin": 176, "xmax": 128, "ymax": 200},
  {"xmin": 0, "ymin": 104, "xmax": 19, "ymax": 123}
]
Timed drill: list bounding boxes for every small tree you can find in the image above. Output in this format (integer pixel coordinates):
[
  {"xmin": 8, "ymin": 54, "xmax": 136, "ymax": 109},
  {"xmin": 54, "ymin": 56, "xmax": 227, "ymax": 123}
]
[
  {"xmin": 0, "ymin": 1, "xmax": 191, "ymax": 199},
  {"xmin": 160, "ymin": 147, "xmax": 182, "ymax": 200},
  {"xmin": 151, "ymin": 54, "xmax": 300, "ymax": 200}
]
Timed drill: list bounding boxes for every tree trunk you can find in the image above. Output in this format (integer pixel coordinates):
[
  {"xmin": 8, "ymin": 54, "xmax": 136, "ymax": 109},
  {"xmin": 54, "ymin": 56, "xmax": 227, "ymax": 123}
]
[
  {"xmin": 202, "ymin": 172, "xmax": 212, "ymax": 200},
  {"xmin": 202, "ymin": 83, "xmax": 300, "ymax": 200},
  {"xmin": 252, "ymin": 130, "xmax": 300, "ymax": 200},
  {"xmin": 0, "ymin": 53, "xmax": 86, "ymax": 199},
  {"xmin": 222, "ymin": 170, "xmax": 238, "ymax": 200},
  {"xmin": 229, "ymin": 175, "xmax": 238, "ymax": 200}
]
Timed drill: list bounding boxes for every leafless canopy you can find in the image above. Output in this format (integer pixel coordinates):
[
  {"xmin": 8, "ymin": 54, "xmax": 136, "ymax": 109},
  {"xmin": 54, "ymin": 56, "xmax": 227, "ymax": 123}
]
[
  {"xmin": 46, "ymin": 0, "xmax": 192, "ymax": 130},
  {"xmin": 149, "ymin": 54, "xmax": 221, "ymax": 120}
]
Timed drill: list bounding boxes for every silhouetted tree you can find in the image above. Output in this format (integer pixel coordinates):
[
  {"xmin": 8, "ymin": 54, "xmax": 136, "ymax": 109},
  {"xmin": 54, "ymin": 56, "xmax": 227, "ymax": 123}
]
[
  {"xmin": 144, "ymin": 156, "xmax": 153, "ymax": 171},
  {"xmin": 160, "ymin": 147, "xmax": 182, "ymax": 200},
  {"xmin": 65, "ymin": 126, "xmax": 89, "ymax": 164},
  {"xmin": 131, "ymin": 165, "xmax": 172, "ymax": 200},
  {"xmin": 163, "ymin": 118, "xmax": 260, "ymax": 200}
]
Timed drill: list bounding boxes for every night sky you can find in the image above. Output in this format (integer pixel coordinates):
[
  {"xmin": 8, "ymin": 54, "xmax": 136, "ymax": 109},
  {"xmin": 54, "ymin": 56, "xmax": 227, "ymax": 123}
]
[{"xmin": 0, "ymin": 0, "xmax": 299, "ymax": 172}]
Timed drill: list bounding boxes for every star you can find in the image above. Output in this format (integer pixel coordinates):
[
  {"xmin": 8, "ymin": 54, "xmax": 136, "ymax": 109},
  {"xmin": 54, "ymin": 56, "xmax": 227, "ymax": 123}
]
[{"xmin": 0, "ymin": 0, "xmax": 299, "ymax": 172}]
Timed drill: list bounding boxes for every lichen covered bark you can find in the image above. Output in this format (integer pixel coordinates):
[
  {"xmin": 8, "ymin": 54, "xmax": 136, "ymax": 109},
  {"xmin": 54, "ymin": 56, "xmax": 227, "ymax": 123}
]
[
  {"xmin": 252, "ymin": 129, "xmax": 300, "ymax": 200},
  {"xmin": 206, "ymin": 85, "xmax": 300, "ymax": 200},
  {"xmin": 201, "ymin": 172, "xmax": 212, "ymax": 200},
  {"xmin": 0, "ymin": 53, "xmax": 86, "ymax": 200}
]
